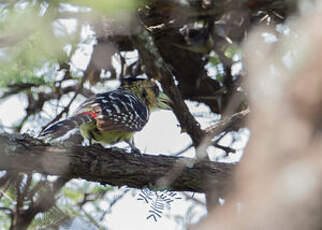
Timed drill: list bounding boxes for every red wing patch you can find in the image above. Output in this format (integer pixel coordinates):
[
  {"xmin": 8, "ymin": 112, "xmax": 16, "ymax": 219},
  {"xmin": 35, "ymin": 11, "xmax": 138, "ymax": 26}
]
[{"xmin": 81, "ymin": 111, "xmax": 98, "ymax": 119}]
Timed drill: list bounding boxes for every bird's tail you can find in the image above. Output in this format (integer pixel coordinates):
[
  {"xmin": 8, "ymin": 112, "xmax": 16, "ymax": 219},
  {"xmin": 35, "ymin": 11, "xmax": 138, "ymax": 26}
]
[{"xmin": 39, "ymin": 112, "xmax": 97, "ymax": 139}]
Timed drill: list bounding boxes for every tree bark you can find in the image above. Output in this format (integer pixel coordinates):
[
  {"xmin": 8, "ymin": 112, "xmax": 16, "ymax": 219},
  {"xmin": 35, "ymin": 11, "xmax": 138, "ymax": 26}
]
[{"xmin": 0, "ymin": 133, "xmax": 234, "ymax": 195}]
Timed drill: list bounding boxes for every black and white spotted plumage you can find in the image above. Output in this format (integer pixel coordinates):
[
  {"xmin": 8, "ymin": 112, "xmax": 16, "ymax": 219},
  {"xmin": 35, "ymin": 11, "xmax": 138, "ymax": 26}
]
[{"xmin": 76, "ymin": 89, "xmax": 149, "ymax": 132}]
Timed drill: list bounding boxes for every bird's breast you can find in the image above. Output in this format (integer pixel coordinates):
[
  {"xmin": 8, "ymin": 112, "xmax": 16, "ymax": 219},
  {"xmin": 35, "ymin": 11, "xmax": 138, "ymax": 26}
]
[{"xmin": 80, "ymin": 122, "xmax": 134, "ymax": 144}]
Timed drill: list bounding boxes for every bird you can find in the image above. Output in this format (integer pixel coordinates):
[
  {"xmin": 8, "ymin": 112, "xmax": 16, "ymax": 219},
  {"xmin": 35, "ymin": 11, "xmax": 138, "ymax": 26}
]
[{"xmin": 39, "ymin": 78, "xmax": 172, "ymax": 152}]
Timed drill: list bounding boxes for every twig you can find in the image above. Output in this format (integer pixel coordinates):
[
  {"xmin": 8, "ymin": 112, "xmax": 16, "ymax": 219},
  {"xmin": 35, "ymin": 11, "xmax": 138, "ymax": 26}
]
[
  {"xmin": 182, "ymin": 192, "xmax": 206, "ymax": 206},
  {"xmin": 174, "ymin": 144, "xmax": 194, "ymax": 156},
  {"xmin": 81, "ymin": 208, "xmax": 101, "ymax": 229},
  {"xmin": 98, "ymin": 189, "xmax": 130, "ymax": 222},
  {"xmin": 213, "ymin": 142, "xmax": 236, "ymax": 154},
  {"xmin": 0, "ymin": 83, "xmax": 38, "ymax": 99},
  {"xmin": 205, "ymin": 108, "xmax": 250, "ymax": 137},
  {"xmin": 41, "ymin": 77, "xmax": 87, "ymax": 132}
]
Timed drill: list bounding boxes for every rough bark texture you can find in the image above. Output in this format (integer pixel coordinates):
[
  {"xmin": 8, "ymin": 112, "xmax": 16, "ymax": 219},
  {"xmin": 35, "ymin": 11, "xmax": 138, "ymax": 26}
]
[{"xmin": 0, "ymin": 133, "xmax": 234, "ymax": 195}]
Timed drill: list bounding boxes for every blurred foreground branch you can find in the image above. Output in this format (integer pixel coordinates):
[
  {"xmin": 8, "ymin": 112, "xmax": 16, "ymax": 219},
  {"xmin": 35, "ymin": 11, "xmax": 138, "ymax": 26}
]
[{"xmin": 194, "ymin": 4, "xmax": 322, "ymax": 230}]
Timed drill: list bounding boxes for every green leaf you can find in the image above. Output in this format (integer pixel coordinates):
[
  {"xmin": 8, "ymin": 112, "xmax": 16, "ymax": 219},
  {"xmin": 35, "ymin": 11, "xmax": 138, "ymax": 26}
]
[
  {"xmin": 208, "ymin": 56, "xmax": 220, "ymax": 66},
  {"xmin": 224, "ymin": 44, "xmax": 240, "ymax": 59},
  {"xmin": 62, "ymin": 187, "xmax": 83, "ymax": 202}
]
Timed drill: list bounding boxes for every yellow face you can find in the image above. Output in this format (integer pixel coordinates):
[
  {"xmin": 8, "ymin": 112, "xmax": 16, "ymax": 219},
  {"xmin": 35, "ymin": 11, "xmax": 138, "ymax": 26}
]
[{"xmin": 121, "ymin": 79, "xmax": 172, "ymax": 111}]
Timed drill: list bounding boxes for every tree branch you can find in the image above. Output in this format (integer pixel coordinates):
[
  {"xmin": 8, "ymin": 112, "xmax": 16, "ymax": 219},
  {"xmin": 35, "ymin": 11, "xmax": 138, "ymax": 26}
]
[
  {"xmin": 132, "ymin": 30, "xmax": 205, "ymax": 147},
  {"xmin": 0, "ymin": 133, "xmax": 234, "ymax": 195},
  {"xmin": 205, "ymin": 108, "xmax": 250, "ymax": 137}
]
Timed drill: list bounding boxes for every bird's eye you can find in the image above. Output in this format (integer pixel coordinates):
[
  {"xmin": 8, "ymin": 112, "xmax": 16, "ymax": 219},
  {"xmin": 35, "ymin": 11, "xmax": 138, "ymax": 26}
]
[{"xmin": 151, "ymin": 86, "xmax": 159, "ymax": 97}]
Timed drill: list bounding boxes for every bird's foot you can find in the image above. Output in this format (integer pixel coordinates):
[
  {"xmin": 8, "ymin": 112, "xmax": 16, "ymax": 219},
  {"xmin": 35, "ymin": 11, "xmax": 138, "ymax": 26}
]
[{"xmin": 131, "ymin": 146, "xmax": 142, "ymax": 155}]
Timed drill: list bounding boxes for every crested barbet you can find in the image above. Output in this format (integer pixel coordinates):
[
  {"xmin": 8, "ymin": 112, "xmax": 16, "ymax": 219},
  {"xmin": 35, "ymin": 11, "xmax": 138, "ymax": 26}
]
[{"xmin": 40, "ymin": 79, "xmax": 172, "ymax": 150}]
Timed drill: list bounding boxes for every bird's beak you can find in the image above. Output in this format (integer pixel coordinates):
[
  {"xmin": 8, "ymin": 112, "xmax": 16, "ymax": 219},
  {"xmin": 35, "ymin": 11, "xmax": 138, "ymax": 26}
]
[{"xmin": 157, "ymin": 92, "xmax": 172, "ymax": 110}]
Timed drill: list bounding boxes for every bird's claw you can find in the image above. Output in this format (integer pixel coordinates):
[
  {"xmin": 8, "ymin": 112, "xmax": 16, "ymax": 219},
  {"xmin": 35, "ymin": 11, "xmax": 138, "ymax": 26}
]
[{"xmin": 131, "ymin": 146, "xmax": 142, "ymax": 155}]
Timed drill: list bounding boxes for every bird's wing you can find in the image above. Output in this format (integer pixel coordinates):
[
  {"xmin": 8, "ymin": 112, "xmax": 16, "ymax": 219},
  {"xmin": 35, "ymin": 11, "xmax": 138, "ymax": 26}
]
[{"xmin": 74, "ymin": 89, "xmax": 149, "ymax": 132}]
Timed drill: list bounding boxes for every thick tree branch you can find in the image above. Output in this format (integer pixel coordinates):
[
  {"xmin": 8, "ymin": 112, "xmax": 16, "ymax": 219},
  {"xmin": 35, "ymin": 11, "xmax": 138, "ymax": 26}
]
[{"xmin": 0, "ymin": 133, "xmax": 234, "ymax": 195}]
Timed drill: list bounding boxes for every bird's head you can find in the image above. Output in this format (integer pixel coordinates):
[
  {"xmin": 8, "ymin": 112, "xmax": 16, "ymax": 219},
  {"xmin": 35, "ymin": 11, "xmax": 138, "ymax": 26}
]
[{"xmin": 121, "ymin": 78, "xmax": 172, "ymax": 111}]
